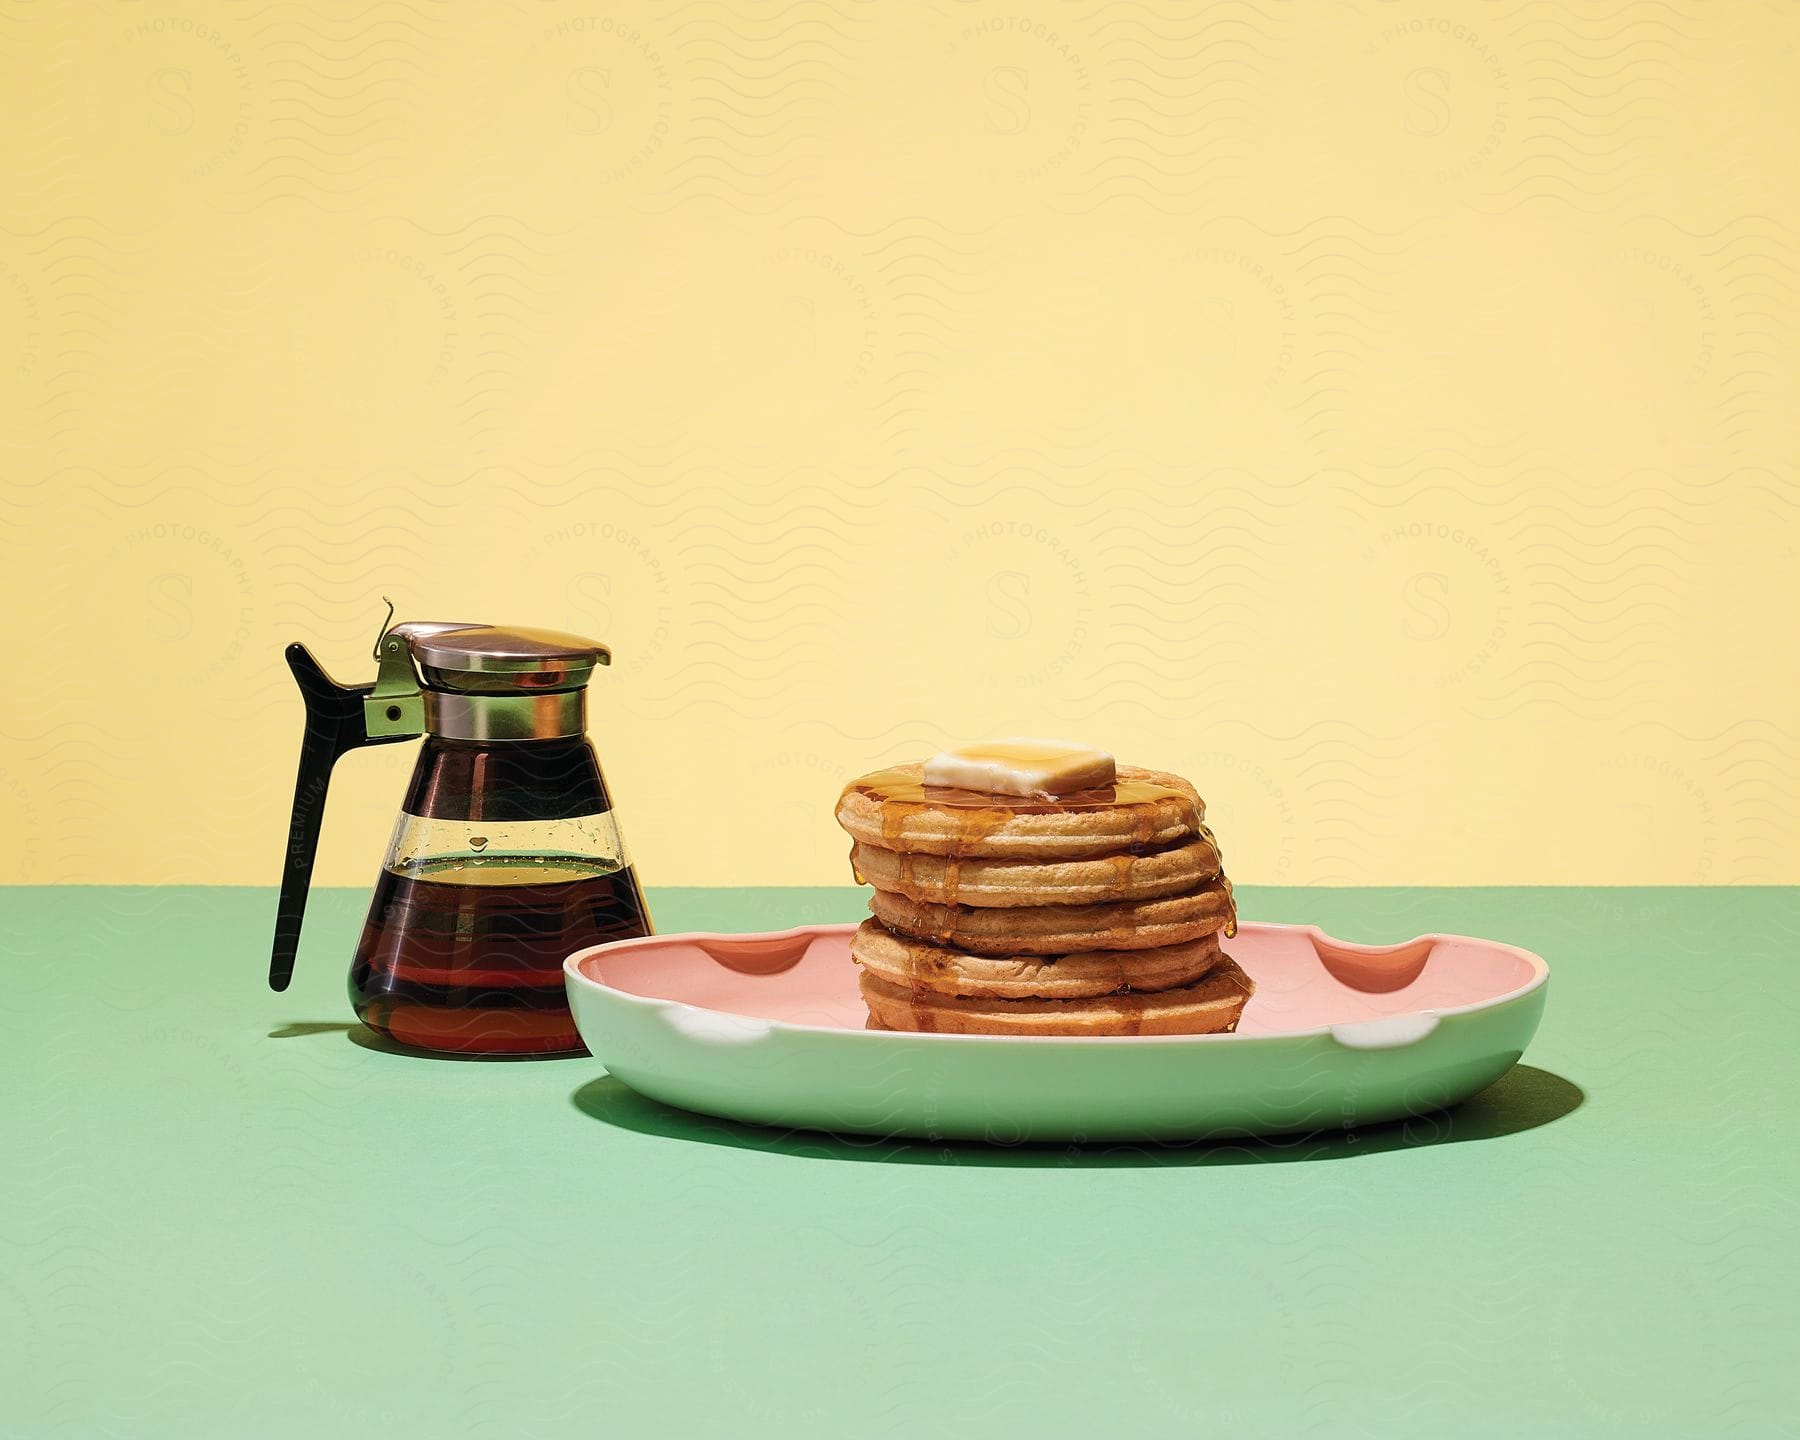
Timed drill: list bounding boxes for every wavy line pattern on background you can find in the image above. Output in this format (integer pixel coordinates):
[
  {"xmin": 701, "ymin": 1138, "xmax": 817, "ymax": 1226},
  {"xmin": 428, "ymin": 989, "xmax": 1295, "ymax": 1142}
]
[
  {"xmin": 1615, "ymin": 719, "xmax": 1798, "ymax": 884},
  {"xmin": 637, "ymin": 0, "xmax": 873, "ymax": 214},
  {"xmin": 233, "ymin": 1, "xmax": 440, "ymax": 212},
  {"xmin": 1054, "ymin": 0, "xmax": 1297, "ymax": 214},
  {"xmin": 832, "ymin": 217, "xmax": 981, "ymax": 451},
  {"xmin": 379, "ymin": 214, "xmax": 567, "ymax": 458},
  {"xmin": 1339, "ymin": 466, "xmax": 1774, "ymax": 723},
  {"xmin": 0, "ymin": 1, "xmax": 1794, "ymax": 886},
  {"xmin": 1247, "ymin": 217, "xmax": 1410, "ymax": 450},
  {"xmin": 1485, "ymin": 0, "xmax": 1701, "ymax": 215},
  {"xmin": 0, "ymin": 219, "xmax": 142, "ymax": 464}
]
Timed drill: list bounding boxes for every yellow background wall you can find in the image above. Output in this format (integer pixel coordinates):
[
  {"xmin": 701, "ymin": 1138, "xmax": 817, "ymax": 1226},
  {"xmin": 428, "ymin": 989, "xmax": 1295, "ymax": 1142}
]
[{"xmin": 1, "ymin": 0, "xmax": 1794, "ymax": 888}]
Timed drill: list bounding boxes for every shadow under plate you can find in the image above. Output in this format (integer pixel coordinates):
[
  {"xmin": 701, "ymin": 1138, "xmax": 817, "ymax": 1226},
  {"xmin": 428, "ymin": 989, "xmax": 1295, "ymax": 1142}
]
[{"xmin": 568, "ymin": 1063, "xmax": 1584, "ymax": 1167}]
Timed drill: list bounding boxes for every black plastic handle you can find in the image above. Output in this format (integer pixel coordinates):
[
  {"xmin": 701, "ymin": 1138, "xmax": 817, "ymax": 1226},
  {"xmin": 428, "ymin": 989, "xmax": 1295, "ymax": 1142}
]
[{"xmin": 269, "ymin": 643, "xmax": 415, "ymax": 992}]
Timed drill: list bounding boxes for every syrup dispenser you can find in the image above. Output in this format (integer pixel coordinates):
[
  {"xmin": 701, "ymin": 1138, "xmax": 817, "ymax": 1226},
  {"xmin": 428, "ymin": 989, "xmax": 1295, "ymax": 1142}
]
[{"xmin": 270, "ymin": 607, "xmax": 652, "ymax": 1055}]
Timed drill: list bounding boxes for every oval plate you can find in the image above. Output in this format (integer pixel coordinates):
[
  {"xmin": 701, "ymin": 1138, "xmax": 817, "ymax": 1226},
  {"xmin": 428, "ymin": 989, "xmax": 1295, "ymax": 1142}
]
[{"xmin": 564, "ymin": 921, "xmax": 1548, "ymax": 1142}]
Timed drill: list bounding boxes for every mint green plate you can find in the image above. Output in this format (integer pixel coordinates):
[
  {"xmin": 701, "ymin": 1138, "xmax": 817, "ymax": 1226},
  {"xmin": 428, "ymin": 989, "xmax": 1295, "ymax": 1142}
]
[{"xmin": 564, "ymin": 920, "xmax": 1548, "ymax": 1142}]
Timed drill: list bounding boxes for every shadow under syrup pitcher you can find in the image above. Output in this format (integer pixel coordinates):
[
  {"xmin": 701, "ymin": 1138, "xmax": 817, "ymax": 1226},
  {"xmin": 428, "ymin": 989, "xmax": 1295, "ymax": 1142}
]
[{"xmin": 267, "ymin": 1020, "xmax": 593, "ymax": 1063}]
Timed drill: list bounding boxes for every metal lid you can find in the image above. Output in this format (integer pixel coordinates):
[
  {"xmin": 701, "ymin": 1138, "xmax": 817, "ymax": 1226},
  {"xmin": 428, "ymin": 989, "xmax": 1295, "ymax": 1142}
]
[{"xmin": 396, "ymin": 623, "xmax": 611, "ymax": 694}]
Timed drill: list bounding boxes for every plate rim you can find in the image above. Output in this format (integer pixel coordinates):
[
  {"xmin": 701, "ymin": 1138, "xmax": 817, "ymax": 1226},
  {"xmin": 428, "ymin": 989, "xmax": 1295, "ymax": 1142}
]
[{"xmin": 563, "ymin": 919, "xmax": 1549, "ymax": 1047}]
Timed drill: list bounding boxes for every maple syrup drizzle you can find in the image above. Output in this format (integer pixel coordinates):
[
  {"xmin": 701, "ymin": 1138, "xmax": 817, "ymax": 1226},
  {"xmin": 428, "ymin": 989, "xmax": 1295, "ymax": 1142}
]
[
  {"xmin": 848, "ymin": 766, "xmax": 1194, "ymax": 816},
  {"xmin": 844, "ymin": 767, "xmax": 1202, "ymax": 875},
  {"xmin": 1198, "ymin": 819, "xmax": 1238, "ymax": 937}
]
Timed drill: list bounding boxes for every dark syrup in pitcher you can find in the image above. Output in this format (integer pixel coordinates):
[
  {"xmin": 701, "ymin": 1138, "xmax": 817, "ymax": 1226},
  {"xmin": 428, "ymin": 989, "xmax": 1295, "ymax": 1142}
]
[{"xmin": 350, "ymin": 854, "xmax": 650, "ymax": 1055}]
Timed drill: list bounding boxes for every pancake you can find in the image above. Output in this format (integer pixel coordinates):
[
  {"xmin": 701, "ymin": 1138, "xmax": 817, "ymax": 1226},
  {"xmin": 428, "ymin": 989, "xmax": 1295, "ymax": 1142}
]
[
  {"xmin": 859, "ymin": 956, "xmax": 1254, "ymax": 1036},
  {"xmin": 871, "ymin": 879, "xmax": 1236, "ymax": 955},
  {"xmin": 835, "ymin": 763, "xmax": 1205, "ymax": 860},
  {"xmin": 850, "ymin": 834, "xmax": 1220, "ymax": 908},
  {"xmin": 850, "ymin": 917, "xmax": 1224, "ymax": 999}
]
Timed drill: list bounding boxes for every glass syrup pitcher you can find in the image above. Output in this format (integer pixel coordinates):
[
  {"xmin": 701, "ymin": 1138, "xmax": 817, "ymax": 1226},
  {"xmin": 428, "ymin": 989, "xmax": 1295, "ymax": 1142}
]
[{"xmin": 269, "ymin": 607, "xmax": 652, "ymax": 1055}]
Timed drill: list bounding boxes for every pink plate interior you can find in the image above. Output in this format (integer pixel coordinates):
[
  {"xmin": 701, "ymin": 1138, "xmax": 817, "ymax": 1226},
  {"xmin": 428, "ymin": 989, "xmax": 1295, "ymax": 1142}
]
[{"xmin": 570, "ymin": 922, "xmax": 1543, "ymax": 1037}]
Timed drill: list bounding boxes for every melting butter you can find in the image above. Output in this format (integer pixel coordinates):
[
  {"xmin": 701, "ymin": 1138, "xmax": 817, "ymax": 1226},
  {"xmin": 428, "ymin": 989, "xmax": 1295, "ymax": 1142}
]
[{"xmin": 922, "ymin": 739, "xmax": 1116, "ymax": 799}]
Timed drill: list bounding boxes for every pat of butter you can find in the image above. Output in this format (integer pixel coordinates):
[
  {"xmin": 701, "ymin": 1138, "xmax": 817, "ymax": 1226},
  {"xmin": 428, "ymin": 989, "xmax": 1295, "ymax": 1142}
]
[{"xmin": 924, "ymin": 739, "xmax": 1116, "ymax": 798}]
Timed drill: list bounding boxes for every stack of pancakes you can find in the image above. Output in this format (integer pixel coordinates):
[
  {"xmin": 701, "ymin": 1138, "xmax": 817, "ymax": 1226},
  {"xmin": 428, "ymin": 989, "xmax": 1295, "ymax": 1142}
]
[{"xmin": 835, "ymin": 763, "xmax": 1250, "ymax": 1036}]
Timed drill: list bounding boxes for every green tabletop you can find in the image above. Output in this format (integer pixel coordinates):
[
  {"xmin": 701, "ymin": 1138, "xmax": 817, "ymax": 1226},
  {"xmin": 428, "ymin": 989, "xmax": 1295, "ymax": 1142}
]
[{"xmin": 3, "ymin": 886, "xmax": 1794, "ymax": 1438}]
